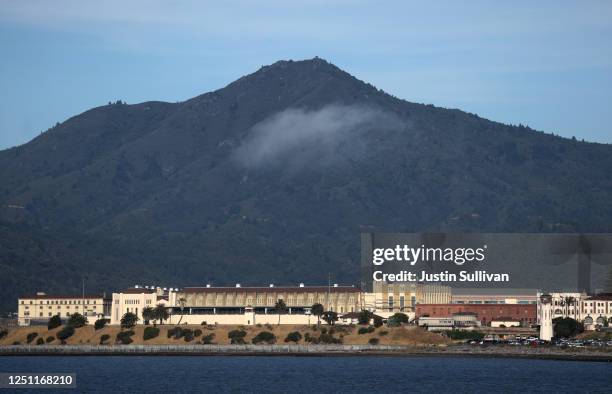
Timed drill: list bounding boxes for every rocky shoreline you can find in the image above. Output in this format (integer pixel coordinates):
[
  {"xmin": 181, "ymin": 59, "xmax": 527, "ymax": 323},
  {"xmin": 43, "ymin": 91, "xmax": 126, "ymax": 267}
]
[{"xmin": 1, "ymin": 344, "xmax": 611, "ymax": 362}]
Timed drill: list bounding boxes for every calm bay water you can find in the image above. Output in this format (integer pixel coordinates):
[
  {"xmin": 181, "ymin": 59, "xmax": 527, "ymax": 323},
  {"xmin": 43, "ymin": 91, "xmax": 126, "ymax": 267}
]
[{"xmin": 0, "ymin": 355, "xmax": 611, "ymax": 393}]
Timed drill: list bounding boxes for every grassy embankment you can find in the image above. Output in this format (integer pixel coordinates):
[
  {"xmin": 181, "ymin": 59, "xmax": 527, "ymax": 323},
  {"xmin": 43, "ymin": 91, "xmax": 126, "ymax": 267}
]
[{"xmin": 0, "ymin": 324, "xmax": 450, "ymax": 346}]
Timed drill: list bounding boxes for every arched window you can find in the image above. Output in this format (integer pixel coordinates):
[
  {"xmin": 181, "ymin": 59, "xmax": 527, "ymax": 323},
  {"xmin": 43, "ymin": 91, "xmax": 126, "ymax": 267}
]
[
  {"xmin": 584, "ymin": 316, "xmax": 593, "ymax": 324},
  {"xmin": 596, "ymin": 316, "xmax": 604, "ymax": 324}
]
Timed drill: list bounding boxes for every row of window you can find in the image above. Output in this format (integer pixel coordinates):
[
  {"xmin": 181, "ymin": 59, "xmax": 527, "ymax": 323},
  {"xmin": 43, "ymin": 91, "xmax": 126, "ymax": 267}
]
[
  {"xmin": 21, "ymin": 299, "xmax": 97, "ymax": 305},
  {"xmin": 24, "ymin": 311, "xmax": 98, "ymax": 318},
  {"xmin": 24, "ymin": 305, "xmax": 97, "ymax": 310}
]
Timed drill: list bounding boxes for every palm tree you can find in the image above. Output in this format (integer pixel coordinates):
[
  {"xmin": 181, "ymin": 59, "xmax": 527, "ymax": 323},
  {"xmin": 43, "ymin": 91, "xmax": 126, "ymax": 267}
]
[
  {"xmin": 153, "ymin": 304, "xmax": 169, "ymax": 325},
  {"xmin": 564, "ymin": 296, "xmax": 573, "ymax": 317},
  {"xmin": 142, "ymin": 306, "xmax": 155, "ymax": 325},
  {"xmin": 176, "ymin": 297, "xmax": 187, "ymax": 325},
  {"xmin": 322, "ymin": 311, "xmax": 338, "ymax": 326},
  {"xmin": 311, "ymin": 303, "xmax": 324, "ymax": 325},
  {"xmin": 275, "ymin": 299, "xmax": 287, "ymax": 325},
  {"xmin": 566, "ymin": 296, "xmax": 576, "ymax": 319}
]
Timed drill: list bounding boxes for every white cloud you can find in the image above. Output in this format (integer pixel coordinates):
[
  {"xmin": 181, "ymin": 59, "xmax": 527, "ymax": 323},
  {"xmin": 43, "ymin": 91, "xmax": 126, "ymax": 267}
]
[{"xmin": 233, "ymin": 104, "xmax": 402, "ymax": 170}]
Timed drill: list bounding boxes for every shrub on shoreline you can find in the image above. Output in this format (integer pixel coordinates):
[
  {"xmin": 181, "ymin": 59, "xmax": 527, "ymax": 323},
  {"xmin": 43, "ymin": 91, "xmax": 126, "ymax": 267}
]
[
  {"xmin": 252, "ymin": 331, "xmax": 276, "ymax": 345},
  {"xmin": 358, "ymin": 326, "xmax": 375, "ymax": 335},
  {"xmin": 228, "ymin": 329, "xmax": 247, "ymax": 344},
  {"xmin": 116, "ymin": 330, "xmax": 135, "ymax": 345},
  {"xmin": 47, "ymin": 315, "xmax": 62, "ymax": 330},
  {"xmin": 444, "ymin": 329, "xmax": 485, "ymax": 341},
  {"xmin": 183, "ymin": 329, "xmax": 194, "ymax": 342},
  {"xmin": 143, "ymin": 326, "xmax": 160, "ymax": 341},
  {"xmin": 94, "ymin": 318, "xmax": 109, "ymax": 330},
  {"xmin": 56, "ymin": 326, "xmax": 75, "ymax": 343},
  {"xmin": 202, "ymin": 333, "xmax": 215, "ymax": 344},
  {"xmin": 285, "ymin": 331, "xmax": 302, "ymax": 343},
  {"xmin": 67, "ymin": 313, "xmax": 87, "ymax": 328},
  {"xmin": 26, "ymin": 332, "xmax": 38, "ymax": 344}
]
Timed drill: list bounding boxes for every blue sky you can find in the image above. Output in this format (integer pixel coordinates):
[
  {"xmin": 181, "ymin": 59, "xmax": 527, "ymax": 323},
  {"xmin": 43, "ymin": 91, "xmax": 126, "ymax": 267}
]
[{"xmin": 0, "ymin": 1, "xmax": 611, "ymax": 149}]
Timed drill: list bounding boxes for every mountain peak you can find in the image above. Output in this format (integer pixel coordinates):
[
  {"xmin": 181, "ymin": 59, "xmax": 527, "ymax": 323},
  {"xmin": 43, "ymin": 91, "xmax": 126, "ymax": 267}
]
[
  {"xmin": 251, "ymin": 56, "xmax": 351, "ymax": 81},
  {"xmin": 218, "ymin": 57, "xmax": 376, "ymax": 106}
]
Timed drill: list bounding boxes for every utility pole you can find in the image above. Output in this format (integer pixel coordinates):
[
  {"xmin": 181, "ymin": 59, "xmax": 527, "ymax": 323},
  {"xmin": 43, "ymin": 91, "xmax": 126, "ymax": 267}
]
[
  {"xmin": 82, "ymin": 276, "xmax": 85, "ymax": 317},
  {"xmin": 327, "ymin": 273, "xmax": 331, "ymax": 312}
]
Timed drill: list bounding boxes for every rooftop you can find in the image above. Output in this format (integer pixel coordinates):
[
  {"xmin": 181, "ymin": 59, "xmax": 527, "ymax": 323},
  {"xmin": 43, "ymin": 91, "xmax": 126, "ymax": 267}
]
[
  {"xmin": 120, "ymin": 288, "xmax": 156, "ymax": 294},
  {"xmin": 452, "ymin": 288, "xmax": 538, "ymax": 296},
  {"xmin": 19, "ymin": 294, "xmax": 103, "ymax": 300},
  {"xmin": 182, "ymin": 285, "xmax": 360, "ymax": 294},
  {"xmin": 586, "ymin": 293, "xmax": 612, "ymax": 301}
]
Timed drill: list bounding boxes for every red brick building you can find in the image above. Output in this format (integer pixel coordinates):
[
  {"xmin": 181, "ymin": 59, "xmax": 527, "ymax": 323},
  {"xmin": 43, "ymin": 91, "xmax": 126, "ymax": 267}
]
[{"xmin": 416, "ymin": 304, "xmax": 537, "ymax": 326}]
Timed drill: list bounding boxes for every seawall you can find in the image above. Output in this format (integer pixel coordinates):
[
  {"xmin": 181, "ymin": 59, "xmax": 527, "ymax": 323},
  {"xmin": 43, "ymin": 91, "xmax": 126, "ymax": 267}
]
[{"xmin": 1, "ymin": 344, "xmax": 611, "ymax": 362}]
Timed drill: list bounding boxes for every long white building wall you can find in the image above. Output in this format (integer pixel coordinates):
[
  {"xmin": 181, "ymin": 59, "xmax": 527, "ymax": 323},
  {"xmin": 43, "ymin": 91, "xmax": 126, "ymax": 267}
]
[{"xmin": 165, "ymin": 312, "xmax": 316, "ymax": 326}]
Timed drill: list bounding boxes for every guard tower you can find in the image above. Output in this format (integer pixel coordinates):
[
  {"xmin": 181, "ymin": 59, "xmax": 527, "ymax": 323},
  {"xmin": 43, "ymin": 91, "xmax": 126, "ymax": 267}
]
[{"xmin": 539, "ymin": 294, "xmax": 553, "ymax": 341}]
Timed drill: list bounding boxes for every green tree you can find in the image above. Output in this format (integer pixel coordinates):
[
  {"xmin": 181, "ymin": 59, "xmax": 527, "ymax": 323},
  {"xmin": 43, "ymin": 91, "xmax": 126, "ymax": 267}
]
[
  {"xmin": 252, "ymin": 331, "xmax": 276, "ymax": 344},
  {"xmin": 322, "ymin": 311, "xmax": 338, "ymax": 325},
  {"xmin": 143, "ymin": 326, "xmax": 160, "ymax": 340},
  {"xmin": 358, "ymin": 310, "xmax": 373, "ymax": 325},
  {"xmin": 311, "ymin": 303, "xmax": 324, "ymax": 325},
  {"xmin": 120, "ymin": 312, "xmax": 139, "ymax": 329},
  {"xmin": 26, "ymin": 332, "xmax": 38, "ymax": 343},
  {"xmin": 47, "ymin": 315, "xmax": 62, "ymax": 330},
  {"xmin": 228, "ymin": 329, "xmax": 247, "ymax": 344},
  {"xmin": 153, "ymin": 304, "xmax": 169, "ymax": 325},
  {"xmin": 275, "ymin": 299, "xmax": 287, "ymax": 325},
  {"xmin": 94, "ymin": 318, "xmax": 108, "ymax": 330},
  {"xmin": 56, "ymin": 326, "xmax": 75, "ymax": 343},
  {"xmin": 142, "ymin": 307, "xmax": 155, "ymax": 325},
  {"xmin": 202, "ymin": 333, "xmax": 215, "ymax": 344},
  {"xmin": 116, "ymin": 330, "xmax": 134, "ymax": 344},
  {"xmin": 553, "ymin": 317, "xmax": 584, "ymax": 338},
  {"xmin": 67, "ymin": 313, "xmax": 87, "ymax": 328},
  {"xmin": 285, "ymin": 331, "xmax": 302, "ymax": 343},
  {"xmin": 388, "ymin": 313, "xmax": 409, "ymax": 327}
]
